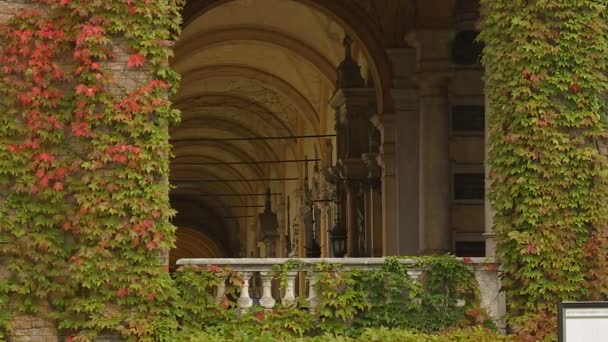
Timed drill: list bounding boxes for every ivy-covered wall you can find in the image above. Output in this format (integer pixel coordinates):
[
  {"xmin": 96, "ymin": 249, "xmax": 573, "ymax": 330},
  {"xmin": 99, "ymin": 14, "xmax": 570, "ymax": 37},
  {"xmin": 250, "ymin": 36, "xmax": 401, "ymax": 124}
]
[
  {"xmin": 480, "ymin": 1, "xmax": 608, "ymax": 340},
  {"xmin": 0, "ymin": 0, "xmax": 184, "ymax": 340}
]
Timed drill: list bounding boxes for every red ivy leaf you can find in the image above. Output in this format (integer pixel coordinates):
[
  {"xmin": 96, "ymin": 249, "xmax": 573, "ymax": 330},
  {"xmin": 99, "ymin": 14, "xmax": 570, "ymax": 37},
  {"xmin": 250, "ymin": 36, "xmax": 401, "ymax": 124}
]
[
  {"xmin": 75, "ymin": 84, "xmax": 96, "ymax": 97},
  {"xmin": 117, "ymin": 288, "xmax": 128, "ymax": 298},
  {"xmin": 38, "ymin": 153, "xmax": 55, "ymax": 163},
  {"xmin": 146, "ymin": 240, "xmax": 158, "ymax": 250},
  {"xmin": 569, "ymin": 83, "xmax": 581, "ymax": 93},
  {"xmin": 127, "ymin": 53, "xmax": 145, "ymax": 68},
  {"xmin": 71, "ymin": 121, "xmax": 91, "ymax": 137}
]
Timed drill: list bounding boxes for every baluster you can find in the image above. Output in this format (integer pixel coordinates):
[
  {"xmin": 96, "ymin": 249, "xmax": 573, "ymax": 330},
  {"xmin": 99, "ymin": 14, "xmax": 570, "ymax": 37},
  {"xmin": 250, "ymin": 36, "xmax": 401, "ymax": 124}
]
[
  {"xmin": 407, "ymin": 269, "xmax": 423, "ymax": 281},
  {"xmin": 407, "ymin": 269, "xmax": 424, "ymax": 305},
  {"xmin": 281, "ymin": 271, "xmax": 298, "ymax": 307},
  {"xmin": 237, "ymin": 271, "xmax": 253, "ymax": 313},
  {"xmin": 259, "ymin": 271, "xmax": 276, "ymax": 310},
  {"xmin": 307, "ymin": 271, "xmax": 319, "ymax": 313},
  {"xmin": 214, "ymin": 272, "xmax": 227, "ymax": 305}
]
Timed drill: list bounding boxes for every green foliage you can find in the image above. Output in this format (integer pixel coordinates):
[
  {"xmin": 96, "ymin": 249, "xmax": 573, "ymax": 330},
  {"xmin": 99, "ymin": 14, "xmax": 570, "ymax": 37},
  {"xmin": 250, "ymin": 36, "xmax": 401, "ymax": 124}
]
[
  {"xmin": 313, "ymin": 262, "xmax": 370, "ymax": 335},
  {"xmin": 173, "ymin": 264, "xmax": 242, "ymax": 329},
  {"xmin": 174, "ymin": 264, "xmax": 317, "ymax": 338},
  {"xmin": 356, "ymin": 256, "xmax": 487, "ymax": 332},
  {"xmin": 173, "ymin": 257, "xmax": 493, "ymax": 339},
  {"xmin": 171, "ymin": 326, "xmax": 513, "ymax": 342},
  {"xmin": 480, "ymin": 1, "xmax": 608, "ymax": 340}
]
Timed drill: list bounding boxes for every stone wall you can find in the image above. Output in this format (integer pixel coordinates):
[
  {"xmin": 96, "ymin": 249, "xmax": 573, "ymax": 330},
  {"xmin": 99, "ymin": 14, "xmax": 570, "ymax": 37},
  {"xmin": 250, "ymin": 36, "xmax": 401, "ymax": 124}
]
[
  {"xmin": 10, "ymin": 309, "xmax": 57, "ymax": 342},
  {"xmin": 0, "ymin": 1, "xmax": 40, "ymax": 24}
]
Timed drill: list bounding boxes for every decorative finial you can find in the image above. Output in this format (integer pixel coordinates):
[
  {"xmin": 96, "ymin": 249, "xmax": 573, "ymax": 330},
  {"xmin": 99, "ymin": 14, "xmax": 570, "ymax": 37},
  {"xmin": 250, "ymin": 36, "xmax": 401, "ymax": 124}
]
[
  {"xmin": 336, "ymin": 34, "xmax": 364, "ymax": 89},
  {"xmin": 343, "ymin": 35, "xmax": 353, "ymax": 60}
]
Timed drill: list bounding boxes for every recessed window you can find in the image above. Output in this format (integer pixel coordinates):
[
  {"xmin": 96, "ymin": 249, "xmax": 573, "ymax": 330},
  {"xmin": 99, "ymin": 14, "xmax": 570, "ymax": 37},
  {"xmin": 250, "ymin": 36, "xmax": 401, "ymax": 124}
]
[
  {"xmin": 455, "ymin": 240, "xmax": 485, "ymax": 257},
  {"xmin": 452, "ymin": 30, "xmax": 483, "ymax": 65},
  {"xmin": 453, "ymin": 173, "xmax": 485, "ymax": 201},
  {"xmin": 452, "ymin": 105, "xmax": 485, "ymax": 133}
]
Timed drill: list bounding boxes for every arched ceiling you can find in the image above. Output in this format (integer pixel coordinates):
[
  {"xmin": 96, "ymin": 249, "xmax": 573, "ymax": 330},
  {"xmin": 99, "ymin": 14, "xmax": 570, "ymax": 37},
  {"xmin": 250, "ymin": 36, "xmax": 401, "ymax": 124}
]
[
  {"xmin": 170, "ymin": 227, "xmax": 226, "ymax": 265},
  {"xmin": 171, "ymin": 0, "xmax": 384, "ymax": 249}
]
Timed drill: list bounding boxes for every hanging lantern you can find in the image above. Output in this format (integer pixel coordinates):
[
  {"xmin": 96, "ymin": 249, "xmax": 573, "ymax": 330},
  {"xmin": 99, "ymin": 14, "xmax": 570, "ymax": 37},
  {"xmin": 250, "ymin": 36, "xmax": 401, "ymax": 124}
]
[
  {"xmin": 329, "ymin": 222, "xmax": 347, "ymax": 257},
  {"xmin": 259, "ymin": 188, "xmax": 279, "ymax": 242},
  {"xmin": 306, "ymin": 238, "xmax": 321, "ymax": 258}
]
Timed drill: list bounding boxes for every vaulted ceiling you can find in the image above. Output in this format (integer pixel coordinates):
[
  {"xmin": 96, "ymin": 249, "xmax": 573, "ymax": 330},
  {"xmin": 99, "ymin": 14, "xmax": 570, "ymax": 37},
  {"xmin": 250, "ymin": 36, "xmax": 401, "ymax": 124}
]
[{"xmin": 170, "ymin": 0, "xmax": 376, "ymax": 256}]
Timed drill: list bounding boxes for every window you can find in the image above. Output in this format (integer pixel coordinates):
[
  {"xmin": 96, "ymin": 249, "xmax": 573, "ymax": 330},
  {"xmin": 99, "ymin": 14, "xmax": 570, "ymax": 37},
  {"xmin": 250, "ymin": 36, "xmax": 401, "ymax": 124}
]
[
  {"xmin": 453, "ymin": 233, "xmax": 486, "ymax": 257},
  {"xmin": 454, "ymin": 173, "xmax": 484, "ymax": 200},
  {"xmin": 455, "ymin": 240, "xmax": 485, "ymax": 257},
  {"xmin": 452, "ymin": 164, "xmax": 485, "ymax": 204},
  {"xmin": 451, "ymin": 105, "xmax": 485, "ymax": 134},
  {"xmin": 452, "ymin": 30, "xmax": 484, "ymax": 65}
]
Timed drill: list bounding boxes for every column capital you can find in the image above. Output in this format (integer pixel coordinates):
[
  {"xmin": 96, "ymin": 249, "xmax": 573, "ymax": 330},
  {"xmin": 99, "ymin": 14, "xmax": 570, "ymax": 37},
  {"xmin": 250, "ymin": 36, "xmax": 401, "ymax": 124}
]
[
  {"xmin": 376, "ymin": 149, "xmax": 396, "ymax": 176},
  {"xmin": 371, "ymin": 114, "xmax": 397, "ymax": 144},
  {"xmin": 386, "ymin": 47, "xmax": 417, "ymax": 86}
]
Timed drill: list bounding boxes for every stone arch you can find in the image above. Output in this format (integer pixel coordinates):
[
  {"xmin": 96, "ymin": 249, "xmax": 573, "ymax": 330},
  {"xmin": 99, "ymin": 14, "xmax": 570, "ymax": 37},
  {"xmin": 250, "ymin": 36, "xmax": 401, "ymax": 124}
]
[
  {"xmin": 170, "ymin": 227, "xmax": 227, "ymax": 265},
  {"xmin": 180, "ymin": 0, "xmax": 394, "ymax": 114}
]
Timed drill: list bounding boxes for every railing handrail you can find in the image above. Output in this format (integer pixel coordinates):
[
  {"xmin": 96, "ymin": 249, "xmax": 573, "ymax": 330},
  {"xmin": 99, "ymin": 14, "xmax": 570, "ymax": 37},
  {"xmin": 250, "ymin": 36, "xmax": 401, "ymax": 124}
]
[
  {"xmin": 175, "ymin": 256, "xmax": 504, "ymax": 328},
  {"xmin": 176, "ymin": 257, "xmax": 497, "ymax": 270}
]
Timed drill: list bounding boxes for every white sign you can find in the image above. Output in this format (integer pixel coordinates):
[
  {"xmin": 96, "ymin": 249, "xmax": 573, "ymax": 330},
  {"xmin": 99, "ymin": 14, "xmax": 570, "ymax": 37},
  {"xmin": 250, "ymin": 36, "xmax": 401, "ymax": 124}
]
[{"xmin": 559, "ymin": 302, "xmax": 608, "ymax": 342}]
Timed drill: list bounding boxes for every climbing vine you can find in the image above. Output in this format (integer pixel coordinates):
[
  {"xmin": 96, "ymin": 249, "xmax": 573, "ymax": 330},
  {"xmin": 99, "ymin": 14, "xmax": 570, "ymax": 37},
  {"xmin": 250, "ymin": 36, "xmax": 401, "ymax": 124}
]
[
  {"xmin": 0, "ymin": 0, "xmax": 184, "ymax": 340},
  {"xmin": 480, "ymin": 1, "xmax": 608, "ymax": 340}
]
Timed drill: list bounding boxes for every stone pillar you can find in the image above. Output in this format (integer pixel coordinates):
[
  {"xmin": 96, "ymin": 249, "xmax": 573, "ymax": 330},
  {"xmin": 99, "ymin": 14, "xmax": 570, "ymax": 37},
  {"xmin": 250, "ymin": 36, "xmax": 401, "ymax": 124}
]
[
  {"xmin": 388, "ymin": 47, "xmax": 419, "ymax": 256},
  {"xmin": 371, "ymin": 114, "xmax": 399, "ymax": 256},
  {"xmin": 363, "ymin": 183, "xmax": 373, "ymax": 256},
  {"xmin": 415, "ymin": 30, "xmax": 453, "ymax": 254},
  {"xmin": 319, "ymin": 203, "xmax": 328, "ymax": 257},
  {"xmin": 483, "ymin": 93, "xmax": 496, "ymax": 258},
  {"xmin": 345, "ymin": 181, "xmax": 356, "ymax": 256},
  {"xmin": 362, "ymin": 180, "xmax": 382, "ymax": 257}
]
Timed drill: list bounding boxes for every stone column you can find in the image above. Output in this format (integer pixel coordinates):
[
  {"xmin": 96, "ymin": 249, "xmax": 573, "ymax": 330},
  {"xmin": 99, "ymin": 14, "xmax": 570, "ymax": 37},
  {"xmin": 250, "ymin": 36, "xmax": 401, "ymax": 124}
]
[
  {"xmin": 371, "ymin": 114, "xmax": 398, "ymax": 256},
  {"xmin": 415, "ymin": 30, "xmax": 453, "ymax": 254},
  {"xmin": 362, "ymin": 179, "xmax": 382, "ymax": 257},
  {"xmin": 387, "ymin": 47, "xmax": 419, "ymax": 256},
  {"xmin": 345, "ymin": 181, "xmax": 357, "ymax": 256},
  {"xmin": 483, "ymin": 93, "xmax": 496, "ymax": 258}
]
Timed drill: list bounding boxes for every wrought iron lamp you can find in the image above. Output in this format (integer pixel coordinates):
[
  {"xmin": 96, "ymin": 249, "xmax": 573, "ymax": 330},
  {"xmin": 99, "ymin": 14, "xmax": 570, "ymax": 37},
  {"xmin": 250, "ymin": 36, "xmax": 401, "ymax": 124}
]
[{"xmin": 259, "ymin": 188, "xmax": 279, "ymax": 254}]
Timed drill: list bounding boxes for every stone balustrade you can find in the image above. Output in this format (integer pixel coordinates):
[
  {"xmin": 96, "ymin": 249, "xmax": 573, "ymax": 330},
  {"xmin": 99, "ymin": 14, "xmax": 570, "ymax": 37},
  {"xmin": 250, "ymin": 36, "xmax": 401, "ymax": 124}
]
[{"xmin": 176, "ymin": 257, "xmax": 505, "ymax": 325}]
